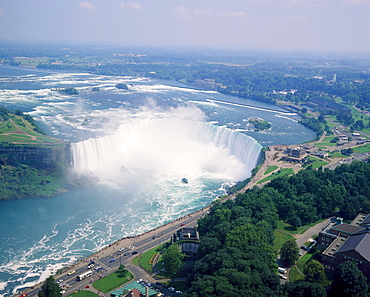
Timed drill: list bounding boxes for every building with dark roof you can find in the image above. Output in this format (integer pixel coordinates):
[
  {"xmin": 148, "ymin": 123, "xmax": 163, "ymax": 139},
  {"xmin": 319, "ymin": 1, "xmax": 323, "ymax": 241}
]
[
  {"xmin": 174, "ymin": 228, "xmax": 199, "ymax": 242},
  {"xmin": 359, "ymin": 213, "xmax": 370, "ymax": 227},
  {"xmin": 306, "ymin": 98, "xmax": 351, "ymax": 115},
  {"xmin": 319, "ymin": 214, "xmax": 370, "ymax": 281}
]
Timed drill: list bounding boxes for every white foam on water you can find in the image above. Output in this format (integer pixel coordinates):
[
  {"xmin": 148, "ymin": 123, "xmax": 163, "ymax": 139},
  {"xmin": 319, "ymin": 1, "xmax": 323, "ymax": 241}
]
[{"xmin": 72, "ymin": 105, "xmax": 262, "ymax": 188}]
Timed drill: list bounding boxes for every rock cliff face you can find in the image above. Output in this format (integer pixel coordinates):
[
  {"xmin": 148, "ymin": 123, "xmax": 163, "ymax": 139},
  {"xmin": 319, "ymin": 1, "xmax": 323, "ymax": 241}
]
[{"xmin": 0, "ymin": 142, "xmax": 71, "ymax": 169}]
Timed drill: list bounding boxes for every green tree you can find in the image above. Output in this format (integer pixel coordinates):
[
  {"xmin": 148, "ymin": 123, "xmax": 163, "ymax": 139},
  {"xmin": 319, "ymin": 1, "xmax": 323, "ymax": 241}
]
[
  {"xmin": 117, "ymin": 265, "xmax": 127, "ymax": 278},
  {"xmin": 329, "ymin": 261, "xmax": 368, "ymax": 297},
  {"xmin": 38, "ymin": 276, "xmax": 62, "ymax": 297},
  {"xmin": 280, "ymin": 238, "xmax": 299, "ymax": 266},
  {"xmin": 339, "ymin": 201, "xmax": 357, "ymax": 220},
  {"xmin": 284, "ymin": 281, "xmax": 327, "ymax": 297},
  {"xmin": 303, "ymin": 260, "xmax": 326, "ymax": 283},
  {"xmin": 162, "ymin": 244, "xmax": 185, "ymax": 279},
  {"xmin": 289, "ymin": 216, "xmax": 302, "ymax": 228}
]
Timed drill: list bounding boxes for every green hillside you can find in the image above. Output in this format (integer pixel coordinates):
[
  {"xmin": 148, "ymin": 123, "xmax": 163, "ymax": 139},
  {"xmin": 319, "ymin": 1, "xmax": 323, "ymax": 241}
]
[{"xmin": 0, "ymin": 107, "xmax": 63, "ymax": 145}]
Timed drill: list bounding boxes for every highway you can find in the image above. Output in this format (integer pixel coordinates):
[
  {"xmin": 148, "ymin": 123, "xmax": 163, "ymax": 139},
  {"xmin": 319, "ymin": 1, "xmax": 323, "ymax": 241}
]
[{"xmin": 22, "ymin": 208, "xmax": 209, "ymax": 297}]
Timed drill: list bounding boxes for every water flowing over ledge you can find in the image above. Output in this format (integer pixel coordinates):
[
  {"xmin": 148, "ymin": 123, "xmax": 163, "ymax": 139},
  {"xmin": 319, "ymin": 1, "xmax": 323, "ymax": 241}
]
[{"xmin": 71, "ymin": 118, "xmax": 262, "ymax": 186}]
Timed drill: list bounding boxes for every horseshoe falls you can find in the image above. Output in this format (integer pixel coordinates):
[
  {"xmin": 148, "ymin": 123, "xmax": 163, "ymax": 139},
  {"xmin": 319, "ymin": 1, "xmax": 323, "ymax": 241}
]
[
  {"xmin": 0, "ymin": 66, "xmax": 318, "ymax": 297},
  {"xmin": 72, "ymin": 117, "xmax": 262, "ymax": 188}
]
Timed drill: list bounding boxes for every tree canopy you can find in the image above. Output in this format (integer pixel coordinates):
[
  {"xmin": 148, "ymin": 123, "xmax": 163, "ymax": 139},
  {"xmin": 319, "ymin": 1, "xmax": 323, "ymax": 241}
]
[
  {"xmin": 162, "ymin": 244, "xmax": 185, "ymax": 279},
  {"xmin": 303, "ymin": 260, "xmax": 326, "ymax": 284},
  {"xmin": 280, "ymin": 239, "xmax": 299, "ymax": 267},
  {"xmin": 37, "ymin": 276, "xmax": 62, "ymax": 297},
  {"xmin": 329, "ymin": 261, "xmax": 369, "ymax": 297}
]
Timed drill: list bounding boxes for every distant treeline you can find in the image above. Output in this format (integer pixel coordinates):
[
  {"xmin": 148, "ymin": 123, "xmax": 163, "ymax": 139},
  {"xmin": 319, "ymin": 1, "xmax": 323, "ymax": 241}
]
[{"xmin": 35, "ymin": 57, "xmax": 370, "ymax": 111}]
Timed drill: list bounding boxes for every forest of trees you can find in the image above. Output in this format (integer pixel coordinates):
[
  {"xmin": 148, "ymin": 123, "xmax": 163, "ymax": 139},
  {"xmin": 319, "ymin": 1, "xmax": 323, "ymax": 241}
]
[{"xmin": 183, "ymin": 161, "xmax": 370, "ymax": 296}]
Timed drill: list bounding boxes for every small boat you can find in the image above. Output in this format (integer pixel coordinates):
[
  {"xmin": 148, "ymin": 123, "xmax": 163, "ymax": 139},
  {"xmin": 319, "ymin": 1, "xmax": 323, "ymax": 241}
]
[{"xmin": 181, "ymin": 178, "xmax": 188, "ymax": 184}]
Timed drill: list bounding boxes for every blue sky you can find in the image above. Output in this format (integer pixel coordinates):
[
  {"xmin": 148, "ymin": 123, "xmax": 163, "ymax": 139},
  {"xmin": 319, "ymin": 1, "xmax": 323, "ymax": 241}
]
[{"xmin": 0, "ymin": 0, "xmax": 369, "ymax": 53}]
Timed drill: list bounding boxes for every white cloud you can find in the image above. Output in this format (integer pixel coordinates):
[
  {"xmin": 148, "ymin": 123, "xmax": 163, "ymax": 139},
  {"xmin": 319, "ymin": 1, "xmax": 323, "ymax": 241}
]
[
  {"xmin": 174, "ymin": 6, "xmax": 211, "ymax": 18},
  {"xmin": 174, "ymin": 5, "xmax": 189, "ymax": 15},
  {"xmin": 79, "ymin": 1, "xmax": 96, "ymax": 10},
  {"xmin": 220, "ymin": 11, "xmax": 246, "ymax": 18},
  {"xmin": 120, "ymin": 2, "xmax": 142, "ymax": 10},
  {"xmin": 194, "ymin": 10, "xmax": 211, "ymax": 16},
  {"xmin": 287, "ymin": 15, "xmax": 310, "ymax": 21}
]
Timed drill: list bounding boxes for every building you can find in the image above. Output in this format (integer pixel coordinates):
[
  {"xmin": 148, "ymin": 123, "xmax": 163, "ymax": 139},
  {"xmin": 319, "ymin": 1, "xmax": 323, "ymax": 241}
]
[
  {"xmin": 281, "ymin": 146, "xmax": 307, "ymax": 163},
  {"xmin": 306, "ymin": 98, "xmax": 351, "ymax": 115},
  {"xmin": 173, "ymin": 227, "xmax": 200, "ymax": 272},
  {"xmin": 173, "ymin": 228, "xmax": 199, "ymax": 242},
  {"xmin": 319, "ymin": 214, "xmax": 370, "ymax": 281},
  {"xmin": 124, "ymin": 288, "xmax": 146, "ymax": 297},
  {"xmin": 193, "ymin": 79, "xmax": 223, "ymax": 90}
]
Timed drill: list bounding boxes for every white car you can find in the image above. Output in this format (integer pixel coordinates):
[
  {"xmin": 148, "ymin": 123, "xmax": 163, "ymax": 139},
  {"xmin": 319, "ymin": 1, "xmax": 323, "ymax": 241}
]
[
  {"xmin": 169, "ymin": 287, "xmax": 175, "ymax": 291},
  {"xmin": 176, "ymin": 291, "xmax": 183, "ymax": 295}
]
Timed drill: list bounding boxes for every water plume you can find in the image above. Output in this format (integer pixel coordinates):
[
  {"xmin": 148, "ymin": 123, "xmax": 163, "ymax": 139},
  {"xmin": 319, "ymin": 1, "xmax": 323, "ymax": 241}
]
[{"xmin": 71, "ymin": 105, "xmax": 262, "ymax": 188}]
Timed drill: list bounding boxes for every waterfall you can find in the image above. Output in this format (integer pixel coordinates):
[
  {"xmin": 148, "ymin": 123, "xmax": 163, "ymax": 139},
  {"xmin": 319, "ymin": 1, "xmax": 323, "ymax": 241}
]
[{"xmin": 71, "ymin": 118, "xmax": 262, "ymax": 186}]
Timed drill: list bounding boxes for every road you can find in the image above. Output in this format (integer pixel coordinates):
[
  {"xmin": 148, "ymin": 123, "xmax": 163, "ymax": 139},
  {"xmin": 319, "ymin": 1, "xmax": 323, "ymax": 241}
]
[
  {"xmin": 22, "ymin": 208, "xmax": 208, "ymax": 297},
  {"xmin": 19, "ymin": 111, "xmax": 370, "ymax": 297},
  {"xmin": 296, "ymin": 218, "xmax": 331, "ymax": 249}
]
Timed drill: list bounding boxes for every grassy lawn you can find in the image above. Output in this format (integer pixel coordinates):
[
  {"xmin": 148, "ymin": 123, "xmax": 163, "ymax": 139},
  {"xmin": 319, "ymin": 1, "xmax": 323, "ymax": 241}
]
[
  {"xmin": 345, "ymin": 105, "xmax": 370, "ymax": 126},
  {"xmin": 276, "ymin": 221, "xmax": 306, "ymax": 234},
  {"xmin": 0, "ymin": 115, "xmax": 62, "ymax": 145},
  {"xmin": 93, "ymin": 268, "xmax": 134, "ymax": 293},
  {"xmin": 288, "ymin": 266, "xmax": 304, "ymax": 282},
  {"xmin": 353, "ymin": 143, "xmax": 370, "ymax": 153},
  {"xmin": 360, "ymin": 127, "xmax": 370, "ymax": 135},
  {"xmin": 314, "ymin": 140, "xmax": 337, "ymax": 147},
  {"xmin": 38, "ymin": 137, "xmax": 60, "ymax": 143},
  {"xmin": 297, "ymin": 253, "xmax": 313, "ymax": 273},
  {"xmin": 264, "ymin": 165, "xmax": 278, "ymax": 175},
  {"xmin": 132, "ymin": 255, "xmax": 140, "ymax": 266},
  {"xmin": 67, "ymin": 291, "xmax": 99, "ymax": 297},
  {"xmin": 303, "ymin": 156, "xmax": 329, "ymax": 169},
  {"xmin": 257, "ymin": 168, "xmax": 294, "ymax": 184},
  {"xmin": 326, "ymin": 121, "xmax": 338, "ymax": 129},
  {"xmin": 322, "ymin": 136, "xmax": 336, "ymax": 142},
  {"xmin": 0, "ymin": 135, "xmax": 32, "ymax": 142},
  {"xmin": 329, "ymin": 151, "xmax": 347, "ymax": 158},
  {"xmin": 273, "ymin": 230, "xmax": 294, "ymax": 252},
  {"xmin": 139, "ymin": 242, "xmax": 168, "ymax": 273}
]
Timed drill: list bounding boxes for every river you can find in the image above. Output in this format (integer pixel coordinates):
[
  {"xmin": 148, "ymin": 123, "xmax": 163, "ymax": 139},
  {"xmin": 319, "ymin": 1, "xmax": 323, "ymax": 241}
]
[{"xmin": 0, "ymin": 65, "xmax": 316, "ymax": 296}]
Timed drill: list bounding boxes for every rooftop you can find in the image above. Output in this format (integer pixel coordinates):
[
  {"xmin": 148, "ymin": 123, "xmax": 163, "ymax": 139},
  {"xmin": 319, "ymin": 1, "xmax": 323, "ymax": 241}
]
[
  {"xmin": 331, "ymin": 223, "xmax": 364, "ymax": 235},
  {"xmin": 337, "ymin": 231, "xmax": 370, "ymax": 263}
]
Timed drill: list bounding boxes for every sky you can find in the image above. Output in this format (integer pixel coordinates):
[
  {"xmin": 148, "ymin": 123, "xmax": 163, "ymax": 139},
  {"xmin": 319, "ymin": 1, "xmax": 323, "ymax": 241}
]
[{"xmin": 0, "ymin": 0, "xmax": 369, "ymax": 53}]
